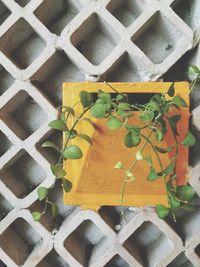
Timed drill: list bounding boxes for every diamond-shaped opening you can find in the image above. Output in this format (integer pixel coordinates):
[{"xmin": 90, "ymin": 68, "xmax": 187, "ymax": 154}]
[
  {"xmin": 107, "ymin": 0, "xmax": 146, "ymax": 27},
  {"xmin": 0, "ymin": 218, "xmax": 42, "ymax": 266},
  {"xmin": 0, "ymin": 1, "xmax": 11, "ymax": 26},
  {"xmin": 0, "ymin": 149, "xmax": 46, "ymax": 198},
  {"xmin": 35, "ymin": 0, "xmax": 81, "ymax": 35},
  {"xmin": 105, "ymin": 52, "xmax": 142, "ymax": 82},
  {"xmin": 104, "ymin": 254, "xmax": 131, "ymax": 267},
  {"xmin": 195, "ymin": 244, "xmax": 200, "ymax": 257},
  {"xmin": 0, "ymin": 90, "xmax": 47, "ymax": 140},
  {"xmin": 171, "ymin": 0, "xmax": 200, "ymax": 31},
  {"xmin": 31, "ymin": 51, "xmax": 84, "ymax": 106},
  {"xmin": 0, "ymin": 65, "xmax": 15, "ymax": 96},
  {"xmin": 99, "ymin": 206, "xmax": 135, "ymax": 232},
  {"xmin": 0, "ymin": 131, "xmax": 12, "ymax": 157},
  {"xmin": 0, "ymin": 18, "xmax": 46, "ymax": 69},
  {"xmin": 71, "ymin": 13, "xmax": 120, "ymax": 65},
  {"xmin": 36, "ymin": 130, "xmax": 62, "ymax": 164},
  {"xmin": 132, "ymin": 11, "xmax": 184, "ymax": 64},
  {"xmin": 0, "ymin": 260, "xmax": 7, "ymax": 267},
  {"xmin": 30, "ymin": 180, "xmax": 76, "ymax": 231},
  {"xmin": 123, "ymin": 221, "xmax": 173, "ymax": 266},
  {"xmin": 167, "ymin": 252, "xmax": 194, "ymax": 267},
  {"xmin": 64, "ymin": 220, "xmax": 111, "ymax": 266},
  {"xmin": 166, "ymin": 196, "xmax": 200, "ymax": 241},
  {"xmin": 15, "ymin": 0, "xmax": 31, "ymax": 7},
  {"xmin": 0, "ymin": 194, "xmax": 13, "ymax": 221},
  {"xmin": 37, "ymin": 249, "xmax": 70, "ymax": 267}
]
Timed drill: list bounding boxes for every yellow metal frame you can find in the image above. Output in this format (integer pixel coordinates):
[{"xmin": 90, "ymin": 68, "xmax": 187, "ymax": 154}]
[{"xmin": 63, "ymin": 82, "xmax": 189, "ymax": 210}]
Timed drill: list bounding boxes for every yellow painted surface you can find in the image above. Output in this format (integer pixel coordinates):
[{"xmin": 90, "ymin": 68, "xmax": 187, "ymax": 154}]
[{"xmin": 63, "ymin": 82, "xmax": 189, "ymax": 210}]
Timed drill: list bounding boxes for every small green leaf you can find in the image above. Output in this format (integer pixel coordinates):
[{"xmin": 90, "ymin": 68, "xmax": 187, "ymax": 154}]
[
  {"xmin": 51, "ymin": 164, "xmax": 66, "ymax": 178},
  {"xmin": 79, "ymin": 91, "xmax": 93, "ymax": 108},
  {"xmin": 116, "ymin": 94, "xmax": 128, "ymax": 102},
  {"xmin": 155, "ymin": 146, "xmax": 173, "ymax": 153},
  {"xmin": 32, "ymin": 212, "xmax": 42, "ymax": 221},
  {"xmin": 118, "ymin": 102, "xmax": 130, "ymax": 111},
  {"xmin": 164, "ymin": 162, "xmax": 173, "ymax": 176},
  {"xmin": 107, "ymin": 117, "xmax": 122, "ymax": 130},
  {"xmin": 167, "ymin": 83, "xmax": 175, "ymax": 97},
  {"xmin": 65, "ymin": 129, "xmax": 78, "ymax": 140},
  {"xmin": 188, "ymin": 65, "xmax": 200, "ymax": 75},
  {"xmin": 98, "ymin": 91, "xmax": 111, "ymax": 104},
  {"xmin": 49, "ymin": 119, "xmax": 68, "ymax": 131},
  {"xmin": 155, "ymin": 128, "xmax": 163, "ymax": 142},
  {"xmin": 126, "ymin": 171, "xmax": 135, "ymax": 180},
  {"xmin": 63, "ymin": 145, "xmax": 83, "ymax": 159},
  {"xmin": 62, "ymin": 178, "xmax": 73, "ymax": 192},
  {"xmin": 42, "ymin": 141, "xmax": 58, "ymax": 150},
  {"xmin": 156, "ymin": 204, "xmax": 170, "ymax": 219},
  {"xmin": 169, "ymin": 193, "xmax": 181, "ymax": 208},
  {"xmin": 147, "ymin": 167, "xmax": 158, "ymax": 181},
  {"xmin": 140, "ymin": 110, "xmax": 154, "ymax": 123},
  {"xmin": 37, "ymin": 187, "xmax": 48, "ymax": 201},
  {"xmin": 114, "ymin": 161, "xmax": 124, "ymax": 169},
  {"xmin": 124, "ymin": 132, "xmax": 141, "ymax": 148},
  {"xmin": 136, "ymin": 150, "xmax": 143, "ymax": 160},
  {"xmin": 168, "ymin": 115, "xmax": 181, "ymax": 135},
  {"xmin": 91, "ymin": 103, "xmax": 106, "ymax": 118},
  {"xmin": 182, "ymin": 132, "xmax": 196, "ymax": 146},
  {"xmin": 172, "ymin": 96, "xmax": 187, "ymax": 108},
  {"xmin": 117, "ymin": 109, "xmax": 132, "ymax": 118},
  {"xmin": 78, "ymin": 134, "xmax": 93, "ymax": 145},
  {"xmin": 176, "ymin": 185, "xmax": 195, "ymax": 201}
]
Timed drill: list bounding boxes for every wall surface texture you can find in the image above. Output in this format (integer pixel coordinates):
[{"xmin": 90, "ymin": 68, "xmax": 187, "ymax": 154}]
[{"xmin": 0, "ymin": 0, "xmax": 200, "ymax": 266}]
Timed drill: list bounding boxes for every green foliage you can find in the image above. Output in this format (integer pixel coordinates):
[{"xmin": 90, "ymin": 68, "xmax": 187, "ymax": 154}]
[
  {"xmin": 156, "ymin": 205, "xmax": 169, "ymax": 219},
  {"xmin": 48, "ymin": 119, "xmax": 68, "ymax": 131},
  {"xmin": 36, "ymin": 67, "xmax": 198, "ymax": 222},
  {"xmin": 79, "ymin": 91, "xmax": 93, "ymax": 108},
  {"xmin": 37, "ymin": 187, "xmax": 49, "ymax": 201},
  {"xmin": 63, "ymin": 145, "xmax": 83, "ymax": 159},
  {"xmin": 32, "ymin": 212, "xmax": 42, "ymax": 221},
  {"xmin": 182, "ymin": 132, "xmax": 196, "ymax": 146}
]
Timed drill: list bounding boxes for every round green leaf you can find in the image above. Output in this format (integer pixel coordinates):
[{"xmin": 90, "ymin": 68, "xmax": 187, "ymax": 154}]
[
  {"xmin": 172, "ymin": 96, "xmax": 187, "ymax": 108},
  {"xmin": 124, "ymin": 132, "xmax": 141, "ymax": 148},
  {"xmin": 140, "ymin": 110, "xmax": 154, "ymax": 122},
  {"xmin": 98, "ymin": 91, "xmax": 111, "ymax": 103},
  {"xmin": 188, "ymin": 65, "xmax": 200, "ymax": 75},
  {"xmin": 91, "ymin": 103, "xmax": 106, "ymax": 118},
  {"xmin": 78, "ymin": 134, "xmax": 93, "ymax": 145},
  {"xmin": 169, "ymin": 193, "xmax": 181, "ymax": 208},
  {"xmin": 182, "ymin": 132, "xmax": 196, "ymax": 146},
  {"xmin": 176, "ymin": 185, "xmax": 195, "ymax": 201},
  {"xmin": 167, "ymin": 83, "xmax": 175, "ymax": 97},
  {"xmin": 51, "ymin": 164, "xmax": 66, "ymax": 178},
  {"xmin": 37, "ymin": 187, "xmax": 49, "ymax": 201},
  {"xmin": 42, "ymin": 141, "xmax": 58, "ymax": 150},
  {"xmin": 63, "ymin": 145, "xmax": 83, "ymax": 159},
  {"xmin": 156, "ymin": 204, "xmax": 169, "ymax": 219},
  {"xmin": 32, "ymin": 212, "xmax": 42, "ymax": 221},
  {"xmin": 147, "ymin": 167, "xmax": 158, "ymax": 181},
  {"xmin": 48, "ymin": 119, "xmax": 68, "ymax": 131},
  {"xmin": 155, "ymin": 128, "xmax": 164, "ymax": 142},
  {"xmin": 62, "ymin": 178, "xmax": 73, "ymax": 192},
  {"xmin": 79, "ymin": 91, "xmax": 93, "ymax": 108},
  {"xmin": 107, "ymin": 117, "xmax": 122, "ymax": 130}
]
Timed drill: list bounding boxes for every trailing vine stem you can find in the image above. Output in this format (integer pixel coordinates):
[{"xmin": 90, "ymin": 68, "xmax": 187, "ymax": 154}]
[{"xmin": 32, "ymin": 66, "xmax": 200, "ymax": 223}]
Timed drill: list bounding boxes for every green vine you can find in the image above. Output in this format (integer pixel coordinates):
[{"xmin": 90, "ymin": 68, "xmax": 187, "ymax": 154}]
[{"xmin": 32, "ymin": 66, "xmax": 200, "ymax": 223}]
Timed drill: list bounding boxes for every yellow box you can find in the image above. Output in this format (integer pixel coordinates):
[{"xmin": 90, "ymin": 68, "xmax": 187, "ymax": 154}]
[{"xmin": 63, "ymin": 82, "xmax": 189, "ymax": 211}]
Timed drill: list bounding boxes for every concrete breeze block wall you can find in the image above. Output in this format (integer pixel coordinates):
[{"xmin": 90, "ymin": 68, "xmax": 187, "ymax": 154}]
[{"xmin": 0, "ymin": 0, "xmax": 200, "ymax": 266}]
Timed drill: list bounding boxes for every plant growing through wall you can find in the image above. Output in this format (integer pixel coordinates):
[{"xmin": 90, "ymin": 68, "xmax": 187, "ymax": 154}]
[{"xmin": 32, "ymin": 65, "xmax": 200, "ymax": 223}]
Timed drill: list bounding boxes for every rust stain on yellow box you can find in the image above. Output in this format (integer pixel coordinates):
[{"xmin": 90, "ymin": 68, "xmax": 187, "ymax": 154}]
[{"xmin": 63, "ymin": 82, "xmax": 189, "ymax": 210}]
